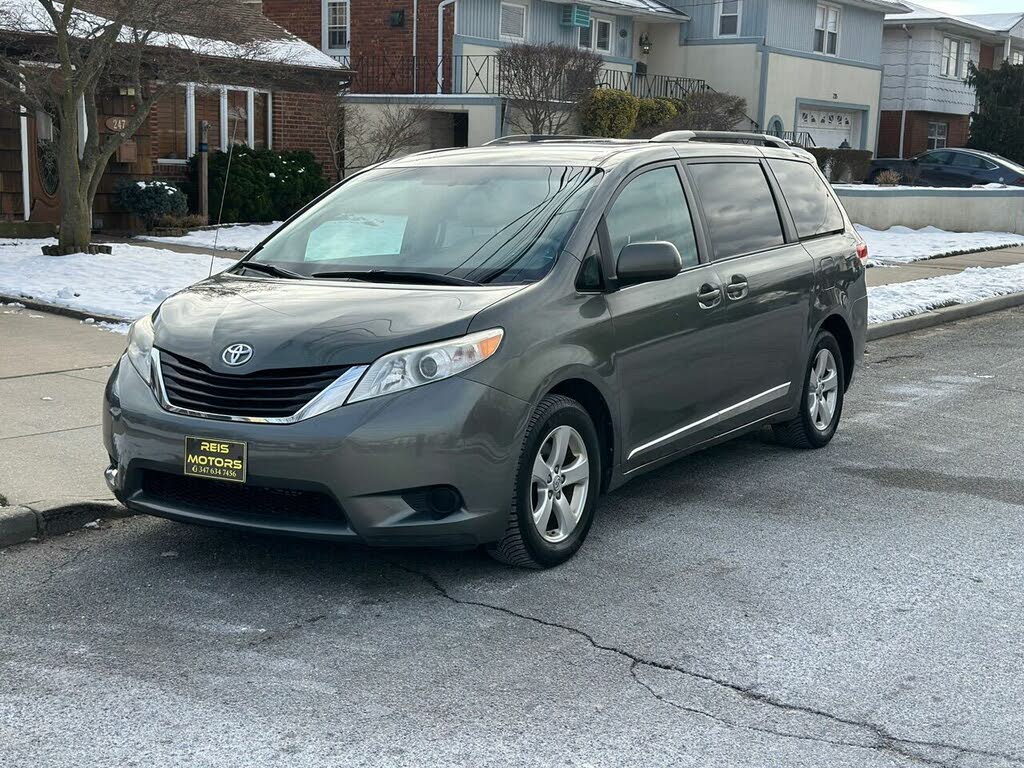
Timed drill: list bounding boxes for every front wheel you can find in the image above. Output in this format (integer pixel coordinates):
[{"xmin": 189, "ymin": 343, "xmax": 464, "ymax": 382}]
[
  {"xmin": 488, "ymin": 395, "xmax": 601, "ymax": 569},
  {"xmin": 773, "ymin": 331, "xmax": 845, "ymax": 449}
]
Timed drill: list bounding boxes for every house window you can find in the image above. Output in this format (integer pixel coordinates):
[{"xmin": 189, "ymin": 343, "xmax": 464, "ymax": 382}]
[
  {"xmin": 717, "ymin": 0, "xmax": 741, "ymax": 37},
  {"xmin": 941, "ymin": 37, "xmax": 972, "ymax": 78},
  {"xmin": 579, "ymin": 16, "xmax": 613, "ymax": 54},
  {"xmin": 1012, "ymin": 51, "xmax": 1024, "ymax": 66},
  {"xmin": 927, "ymin": 121, "xmax": 948, "ymax": 150},
  {"xmin": 500, "ymin": 2, "xmax": 528, "ymax": 41},
  {"xmin": 814, "ymin": 4, "xmax": 840, "ymax": 56},
  {"xmin": 324, "ymin": 1, "xmax": 349, "ymax": 52},
  {"xmin": 158, "ymin": 84, "xmax": 272, "ymax": 164}
]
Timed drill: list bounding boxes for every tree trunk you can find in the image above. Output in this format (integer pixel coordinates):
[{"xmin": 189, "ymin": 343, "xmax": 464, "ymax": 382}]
[{"xmin": 59, "ymin": 184, "xmax": 94, "ymax": 251}]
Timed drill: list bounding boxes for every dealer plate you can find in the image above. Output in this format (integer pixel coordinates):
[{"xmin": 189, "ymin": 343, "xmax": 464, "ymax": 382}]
[{"xmin": 184, "ymin": 437, "xmax": 247, "ymax": 483}]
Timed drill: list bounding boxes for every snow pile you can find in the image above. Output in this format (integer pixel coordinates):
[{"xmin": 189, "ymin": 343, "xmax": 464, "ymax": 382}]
[
  {"xmin": 856, "ymin": 225, "xmax": 1024, "ymax": 266},
  {"xmin": 137, "ymin": 222, "xmax": 282, "ymax": 253},
  {"xmin": 868, "ymin": 264, "xmax": 1024, "ymax": 324},
  {"xmin": 0, "ymin": 239, "xmax": 236, "ymax": 321}
]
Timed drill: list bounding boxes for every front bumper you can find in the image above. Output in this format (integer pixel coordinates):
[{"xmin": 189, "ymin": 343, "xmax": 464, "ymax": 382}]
[{"xmin": 103, "ymin": 358, "xmax": 529, "ymax": 548}]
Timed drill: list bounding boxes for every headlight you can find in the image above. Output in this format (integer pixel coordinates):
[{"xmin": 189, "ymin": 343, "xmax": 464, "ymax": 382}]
[
  {"xmin": 346, "ymin": 328, "xmax": 504, "ymax": 404},
  {"xmin": 126, "ymin": 315, "xmax": 155, "ymax": 385}
]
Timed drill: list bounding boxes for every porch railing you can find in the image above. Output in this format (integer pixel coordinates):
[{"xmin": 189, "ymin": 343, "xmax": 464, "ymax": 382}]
[{"xmin": 333, "ymin": 54, "xmax": 708, "ymax": 101}]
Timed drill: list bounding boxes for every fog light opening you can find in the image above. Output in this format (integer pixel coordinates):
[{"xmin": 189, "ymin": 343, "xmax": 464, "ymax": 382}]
[{"xmin": 427, "ymin": 486, "xmax": 462, "ymax": 517}]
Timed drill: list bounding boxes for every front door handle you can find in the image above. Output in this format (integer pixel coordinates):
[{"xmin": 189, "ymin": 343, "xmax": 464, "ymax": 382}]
[
  {"xmin": 726, "ymin": 275, "xmax": 749, "ymax": 301},
  {"xmin": 697, "ymin": 284, "xmax": 722, "ymax": 309}
]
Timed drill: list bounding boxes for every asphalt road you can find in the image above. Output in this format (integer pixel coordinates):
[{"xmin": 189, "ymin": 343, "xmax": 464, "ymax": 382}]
[{"xmin": 3, "ymin": 309, "xmax": 1024, "ymax": 768}]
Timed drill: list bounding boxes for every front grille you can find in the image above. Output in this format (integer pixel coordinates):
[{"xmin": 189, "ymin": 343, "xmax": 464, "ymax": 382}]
[
  {"xmin": 141, "ymin": 470, "xmax": 346, "ymax": 523},
  {"xmin": 157, "ymin": 349, "xmax": 351, "ymax": 418}
]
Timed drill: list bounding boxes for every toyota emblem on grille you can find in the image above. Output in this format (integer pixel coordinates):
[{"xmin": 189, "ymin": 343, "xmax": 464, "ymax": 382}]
[{"xmin": 221, "ymin": 343, "xmax": 254, "ymax": 367}]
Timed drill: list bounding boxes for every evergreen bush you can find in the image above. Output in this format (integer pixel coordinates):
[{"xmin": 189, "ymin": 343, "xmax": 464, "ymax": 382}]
[
  {"xmin": 115, "ymin": 179, "xmax": 188, "ymax": 230},
  {"xmin": 580, "ymin": 89, "xmax": 641, "ymax": 138}
]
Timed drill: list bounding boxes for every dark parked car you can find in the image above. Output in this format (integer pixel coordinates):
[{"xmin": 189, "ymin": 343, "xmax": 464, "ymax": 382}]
[
  {"xmin": 867, "ymin": 148, "xmax": 1024, "ymax": 187},
  {"xmin": 104, "ymin": 132, "xmax": 868, "ymax": 568}
]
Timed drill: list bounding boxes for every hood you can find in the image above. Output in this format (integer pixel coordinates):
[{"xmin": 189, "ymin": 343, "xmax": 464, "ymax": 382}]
[{"xmin": 153, "ymin": 274, "xmax": 524, "ymax": 371}]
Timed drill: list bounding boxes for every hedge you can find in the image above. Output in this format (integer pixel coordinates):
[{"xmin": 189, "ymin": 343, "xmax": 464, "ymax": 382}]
[
  {"xmin": 115, "ymin": 179, "xmax": 188, "ymax": 230},
  {"xmin": 635, "ymin": 97, "xmax": 678, "ymax": 131},
  {"xmin": 191, "ymin": 147, "xmax": 329, "ymax": 224},
  {"xmin": 580, "ymin": 89, "xmax": 641, "ymax": 139}
]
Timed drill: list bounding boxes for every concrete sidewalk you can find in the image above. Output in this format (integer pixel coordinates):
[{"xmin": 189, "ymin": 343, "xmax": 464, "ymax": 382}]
[
  {"xmin": 0, "ymin": 307, "xmax": 124, "ymax": 508},
  {"xmin": 868, "ymin": 246, "xmax": 1024, "ymax": 287}
]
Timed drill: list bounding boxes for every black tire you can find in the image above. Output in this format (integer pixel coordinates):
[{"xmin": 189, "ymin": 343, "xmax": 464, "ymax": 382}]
[
  {"xmin": 488, "ymin": 394, "xmax": 601, "ymax": 569},
  {"xmin": 773, "ymin": 331, "xmax": 845, "ymax": 450}
]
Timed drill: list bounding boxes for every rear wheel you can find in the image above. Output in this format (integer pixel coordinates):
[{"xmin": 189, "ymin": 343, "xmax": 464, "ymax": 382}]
[
  {"xmin": 773, "ymin": 331, "xmax": 845, "ymax": 449},
  {"xmin": 488, "ymin": 395, "xmax": 600, "ymax": 569}
]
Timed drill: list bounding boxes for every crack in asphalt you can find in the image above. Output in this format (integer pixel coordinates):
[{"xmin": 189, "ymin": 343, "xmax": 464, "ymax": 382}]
[
  {"xmin": 0, "ymin": 365, "xmax": 111, "ymax": 381},
  {"xmin": 36, "ymin": 546, "xmax": 90, "ymax": 587},
  {"xmin": 0, "ymin": 424, "xmax": 103, "ymax": 442},
  {"xmin": 390, "ymin": 561, "xmax": 1022, "ymax": 768},
  {"xmin": 248, "ymin": 613, "xmax": 327, "ymax": 647}
]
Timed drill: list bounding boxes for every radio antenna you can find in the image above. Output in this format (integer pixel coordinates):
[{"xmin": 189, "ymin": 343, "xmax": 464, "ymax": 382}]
[{"xmin": 208, "ymin": 107, "xmax": 244, "ymax": 278}]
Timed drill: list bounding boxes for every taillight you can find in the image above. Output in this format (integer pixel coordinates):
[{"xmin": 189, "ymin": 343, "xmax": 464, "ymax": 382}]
[{"xmin": 856, "ymin": 243, "xmax": 869, "ymax": 261}]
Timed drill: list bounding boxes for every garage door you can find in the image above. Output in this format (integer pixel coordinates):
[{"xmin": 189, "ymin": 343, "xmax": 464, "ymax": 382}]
[{"xmin": 798, "ymin": 107, "xmax": 857, "ymax": 148}]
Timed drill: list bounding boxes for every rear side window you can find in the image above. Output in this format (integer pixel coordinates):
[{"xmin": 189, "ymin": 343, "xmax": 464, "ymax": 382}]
[
  {"xmin": 605, "ymin": 166, "xmax": 699, "ymax": 269},
  {"xmin": 768, "ymin": 159, "xmax": 845, "ymax": 240},
  {"xmin": 688, "ymin": 162, "xmax": 785, "ymax": 260}
]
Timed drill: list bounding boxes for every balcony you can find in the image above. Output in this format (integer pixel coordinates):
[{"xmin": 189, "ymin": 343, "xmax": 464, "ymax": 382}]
[{"xmin": 333, "ymin": 54, "xmax": 708, "ymax": 101}]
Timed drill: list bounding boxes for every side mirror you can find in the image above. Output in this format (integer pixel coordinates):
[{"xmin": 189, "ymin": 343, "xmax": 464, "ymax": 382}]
[{"xmin": 616, "ymin": 242, "xmax": 683, "ymax": 287}]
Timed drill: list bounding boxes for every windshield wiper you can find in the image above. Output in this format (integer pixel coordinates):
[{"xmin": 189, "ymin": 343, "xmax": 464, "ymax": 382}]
[
  {"xmin": 235, "ymin": 261, "xmax": 307, "ymax": 280},
  {"xmin": 309, "ymin": 269, "xmax": 478, "ymax": 286}
]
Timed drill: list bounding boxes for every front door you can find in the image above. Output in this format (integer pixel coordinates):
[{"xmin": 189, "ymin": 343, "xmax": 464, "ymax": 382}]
[
  {"xmin": 602, "ymin": 163, "xmax": 731, "ymax": 471},
  {"xmin": 27, "ymin": 111, "xmax": 61, "ymax": 224}
]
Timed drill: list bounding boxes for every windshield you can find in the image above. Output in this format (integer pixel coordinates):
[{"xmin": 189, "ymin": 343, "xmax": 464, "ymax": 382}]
[{"xmin": 244, "ymin": 164, "xmax": 602, "ymax": 285}]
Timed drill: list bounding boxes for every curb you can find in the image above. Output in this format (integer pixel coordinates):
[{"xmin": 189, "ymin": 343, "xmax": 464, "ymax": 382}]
[
  {"xmin": 0, "ymin": 295, "xmax": 129, "ymax": 326},
  {"xmin": 0, "ymin": 501, "xmax": 132, "ymax": 549},
  {"xmin": 867, "ymin": 292, "xmax": 1024, "ymax": 341}
]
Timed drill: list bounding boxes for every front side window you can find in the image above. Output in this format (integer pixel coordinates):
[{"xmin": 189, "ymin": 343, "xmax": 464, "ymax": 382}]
[
  {"xmin": 718, "ymin": 0, "xmax": 741, "ymax": 37},
  {"xmin": 605, "ymin": 166, "xmax": 699, "ymax": 269},
  {"xmin": 500, "ymin": 2, "xmax": 528, "ymax": 40},
  {"xmin": 814, "ymin": 4, "xmax": 840, "ymax": 55},
  {"xmin": 768, "ymin": 160, "xmax": 844, "ymax": 240},
  {"xmin": 579, "ymin": 16, "xmax": 613, "ymax": 54},
  {"xmin": 324, "ymin": 0, "xmax": 349, "ymax": 51},
  {"xmin": 688, "ymin": 162, "xmax": 785, "ymax": 260},
  {"xmin": 927, "ymin": 122, "xmax": 948, "ymax": 150},
  {"xmin": 248, "ymin": 165, "xmax": 601, "ymax": 285}
]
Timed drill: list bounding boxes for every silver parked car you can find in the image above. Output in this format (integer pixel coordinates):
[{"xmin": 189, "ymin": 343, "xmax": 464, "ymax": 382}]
[{"xmin": 104, "ymin": 132, "xmax": 868, "ymax": 568}]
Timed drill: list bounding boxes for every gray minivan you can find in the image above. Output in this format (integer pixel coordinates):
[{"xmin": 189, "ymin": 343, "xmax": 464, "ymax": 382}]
[{"xmin": 103, "ymin": 132, "xmax": 868, "ymax": 568}]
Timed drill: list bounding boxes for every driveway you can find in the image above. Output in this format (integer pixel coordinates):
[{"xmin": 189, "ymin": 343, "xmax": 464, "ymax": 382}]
[{"xmin": 2, "ymin": 309, "xmax": 1023, "ymax": 768}]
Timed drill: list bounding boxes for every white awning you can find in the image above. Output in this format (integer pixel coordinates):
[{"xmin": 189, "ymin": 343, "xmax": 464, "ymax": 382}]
[{"xmin": 571, "ymin": 1, "xmax": 689, "ymax": 23}]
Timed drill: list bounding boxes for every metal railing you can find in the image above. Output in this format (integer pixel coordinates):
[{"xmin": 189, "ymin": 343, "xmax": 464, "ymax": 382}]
[
  {"xmin": 764, "ymin": 130, "xmax": 816, "ymax": 148},
  {"xmin": 333, "ymin": 54, "xmax": 708, "ymax": 101}
]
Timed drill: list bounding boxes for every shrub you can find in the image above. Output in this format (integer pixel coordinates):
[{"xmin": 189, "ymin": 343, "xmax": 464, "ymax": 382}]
[
  {"xmin": 873, "ymin": 169, "xmax": 902, "ymax": 187},
  {"xmin": 116, "ymin": 179, "xmax": 188, "ymax": 230},
  {"xmin": 580, "ymin": 88, "xmax": 640, "ymax": 138},
  {"xmin": 630, "ymin": 90, "xmax": 749, "ymax": 138},
  {"xmin": 635, "ymin": 97, "xmax": 678, "ymax": 131},
  {"xmin": 194, "ymin": 147, "xmax": 329, "ymax": 224},
  {"xmin": 808, "ymin": 148, "xmax": 874, "ymax": 183},
  {"xmin": 154, "ymin": 213, "xmax": 208, "ymax": 230}
]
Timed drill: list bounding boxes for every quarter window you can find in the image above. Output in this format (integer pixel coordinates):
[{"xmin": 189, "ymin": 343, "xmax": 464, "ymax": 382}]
[
  {"xmin": 688, "ymin": 162, "xmax": 785, "ymax": 260},
  {"xmin": 768, "ymin": 160, "xmax": 844, "ymax": 240},
  {"xmin": 717, "ymin": 0, "xmax": 741, "ymax": 37},
  {"xmin": 605, "ymin": 166, "xmax": 699, "ymax": 269},
  {"xmin": 927, "ymin": 122, "xmax": 948, "ymax": 150},
  {"xmin": 324, "ymin": 0, "xmax": 349, "ymax": 52},
  {"xmin": 814, "ymin": 4, "xmax": 840, "ymax": 56},
  {"xmin": 500, "ymin": 2, "xmax": 528, "ymax": 40},
  {"xmin": 579, "ymin": 16, "xmax": 613, "ymax": 54}
]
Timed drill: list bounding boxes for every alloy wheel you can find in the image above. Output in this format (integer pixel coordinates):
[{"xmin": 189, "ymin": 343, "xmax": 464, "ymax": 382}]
[
  {"xmin": 808, "ymin": 349, "xmax": 840, "ymax": 432},
  {"xmin": 530, "ymin": 425, "xmax": 590, "ymax": 544}
]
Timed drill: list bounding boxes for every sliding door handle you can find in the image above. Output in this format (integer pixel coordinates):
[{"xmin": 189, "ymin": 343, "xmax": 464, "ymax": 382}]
[{"xmin": 726, "ymin": 275, "xmax": 749, "ymax": 300}]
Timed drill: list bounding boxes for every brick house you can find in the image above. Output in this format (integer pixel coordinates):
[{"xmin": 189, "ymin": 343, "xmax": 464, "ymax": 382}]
[
  {"xmin": 879, "ymin": 2, "xmax": 1024, "ymax": 158},
  {"xmin": 0, "ymin": 0, "xmax": 349, "ymax": 231}
]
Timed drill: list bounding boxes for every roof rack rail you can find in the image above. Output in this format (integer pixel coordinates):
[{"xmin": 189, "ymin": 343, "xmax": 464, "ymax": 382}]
[
  {"xmin": 650, "ymin": 130, "xmax": 792, "ymax": 150},
  {"xmin": 484, "ymin": 134, "xmax": 598, "ymax": 145}
]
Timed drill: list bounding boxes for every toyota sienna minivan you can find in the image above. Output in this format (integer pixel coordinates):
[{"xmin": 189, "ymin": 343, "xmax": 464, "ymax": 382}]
[{"xmin": 103, "ymin": 131, "xmax": 867, "ymax": 568}]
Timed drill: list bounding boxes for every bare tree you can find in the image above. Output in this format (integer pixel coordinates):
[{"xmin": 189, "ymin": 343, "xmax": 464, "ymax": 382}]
[
  {"xmin": 673, "ymin": 90, "xmax": 749, "ymax": 132},
  {"xmin": 310, "ymin": 79, "xmax": 346, "ymax": 183},
  {"xmin": 344, "ymin": 102, "xmax": 429, "ymax": 173},
  {"xmin": 0, "ymin": 0, "xmax": 273, "ymax": 252},
  {"xmin": 497, "ymin": 43, "xmax": 603, "ymax": 135}
]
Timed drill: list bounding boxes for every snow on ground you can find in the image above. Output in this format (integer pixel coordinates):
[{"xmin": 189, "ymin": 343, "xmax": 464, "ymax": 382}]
[
  {"xmin": 0, "ymin": 239, "xmax": 236, "ymax": 322},
  {"xmin": 867, "ymin": 264, "xmax": 1024, "ymax": 324},
  {"xmin": 856, "ymin": 225, "xmax": 1024, "ymax": 267},
  {"xmin": 136, "ymin": 222, "xmax": 281, "ymax": 252}
]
